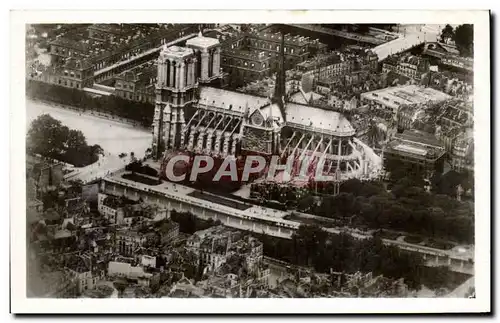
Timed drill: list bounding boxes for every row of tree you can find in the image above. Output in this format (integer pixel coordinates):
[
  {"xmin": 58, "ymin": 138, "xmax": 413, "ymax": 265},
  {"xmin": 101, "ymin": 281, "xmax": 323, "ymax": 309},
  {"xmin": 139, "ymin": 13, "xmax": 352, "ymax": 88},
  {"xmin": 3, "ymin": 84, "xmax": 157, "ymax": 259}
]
[
  {"xmin": 26, "ymin": 80, "xmax": 155, "ymax": 127},
  {"xmin": 297, "ymin": 177, "xmax": 474, "ymax": 244},
  {"xmin": 27, "ymin": 114, "xmax": 103, "ymax": 167}
]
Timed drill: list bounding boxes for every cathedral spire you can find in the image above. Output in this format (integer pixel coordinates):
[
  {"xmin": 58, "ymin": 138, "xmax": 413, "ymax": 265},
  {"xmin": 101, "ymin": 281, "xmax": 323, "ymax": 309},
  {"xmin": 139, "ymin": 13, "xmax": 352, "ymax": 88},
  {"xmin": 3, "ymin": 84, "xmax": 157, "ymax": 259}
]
[{"xmin": 272, "ymin": 31, "xmax": 287, "ymax": 122}]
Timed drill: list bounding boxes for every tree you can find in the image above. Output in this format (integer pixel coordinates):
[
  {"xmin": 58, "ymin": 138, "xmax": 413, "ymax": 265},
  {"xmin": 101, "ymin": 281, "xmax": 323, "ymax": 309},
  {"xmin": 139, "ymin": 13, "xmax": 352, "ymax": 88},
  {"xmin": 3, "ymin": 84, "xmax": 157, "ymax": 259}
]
[
  {"xmin": 27, "ymin": 114, "xmax": 69, "ymax": 159},
  {"xmin": 27, "ymin": 114, "xmax": 101, "ymax": 167},
  {"xmin": 340, "ymin": 178, "xmax": 363, "ymax": 196},
  {"xmin": 331, "ymin": 193, "xmax": 356, "ymax": 217},
  {"xmin": 66, "ymin": 129, "xmax": 88, "ymax": 163},
  {"xmin": 113, "ymin": 280, "xmax": 128, "ymax": 298},
  {"xmin": 453, "ymin": 24, "xmax": 473, "ymax": 57},
  {"xmin": 440, "ymin": 24, "xmax": 455, "ymax": 43},
  {"xmin": 297, "ymin": 195, "xmax": 316, "ymax": 213}
]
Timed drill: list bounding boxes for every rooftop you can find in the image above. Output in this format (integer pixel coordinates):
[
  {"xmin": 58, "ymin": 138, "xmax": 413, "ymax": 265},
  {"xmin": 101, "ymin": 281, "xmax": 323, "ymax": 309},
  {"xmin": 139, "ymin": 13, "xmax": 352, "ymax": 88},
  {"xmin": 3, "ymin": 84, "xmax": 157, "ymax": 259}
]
[
  {"xmin": 251, "ymin": 31, "xmax": 311, "ymax": 46},
  {"xmin": 160, "ymin": 45, "xmax": 194, "ymax": 59},
  {"xmin": 386, "ymin": 130, "xmax": 445, "ymax": 161},
  {"xmin": 198, "ymin": 85, "xmax": 355, "ymax": 135},
  {"xmin": 66, "ymin": 254, "xmax": 92, "ymax": 273},
  {"xmin": 102, "ymin": 194, "xmax": 138, "ymax": 209},
  {"xmin": 116, "ymin": 61, "xmax": 157, "ymax": 86},
  {"xmin": 289, "ymin": 91, "xmax": 323, "ymax": 105},
  {"xmin": 62, "ymin": 57, "xmax": 93, "ymax": 71},
  {"xmin": 297, "ymin": 47, "xmax": 376, "ymax": 71},
  {"xmin": 50, "ymin": 36, "xmax": 89, "ymax": 53},
  {"xmin": 260, "ymin": 102, "xmax": 355, "ymax": 135},
  {"xmin": 122, "ymin": 203, "xmax": 158, "ymax": 219},
  {"xmin": 186, "ymin": 33, "xmax": 220, "ymax": 49},
  {"xmin": 361, "ymin": 85, "xmax": 451, "ymax": 110},
  {"xmin": 50, "ymin": 24, "xmax": 194, "ymax": 68},
  {"xmin": 160, "ymin": 220, "xmax": 179, "ymax": 232},
  {"xmin": 237, "ymin": 75, "xmax": 298, "ymax": 97},
  {"xmin": 222, "ymin": 49, "xmax": 271, "ymax": 62},
  {"xmin": 396, "ymin": 130, "xmax": 444, "ymax": 148},
  {"xmin": 89, "ymin": 24, "xmax": 130, "ymax": 36},
  {"xmin": 198, "ymin": 86, "xmax": 270, "ymax": 114}
]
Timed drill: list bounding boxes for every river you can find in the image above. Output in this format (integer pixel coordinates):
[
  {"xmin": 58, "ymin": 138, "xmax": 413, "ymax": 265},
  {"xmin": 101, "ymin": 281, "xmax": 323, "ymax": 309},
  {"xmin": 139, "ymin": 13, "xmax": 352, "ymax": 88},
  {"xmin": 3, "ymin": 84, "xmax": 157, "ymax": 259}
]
[{"xmin": 26, "ymin": 99, "xmax": 152, "ymax": 158}]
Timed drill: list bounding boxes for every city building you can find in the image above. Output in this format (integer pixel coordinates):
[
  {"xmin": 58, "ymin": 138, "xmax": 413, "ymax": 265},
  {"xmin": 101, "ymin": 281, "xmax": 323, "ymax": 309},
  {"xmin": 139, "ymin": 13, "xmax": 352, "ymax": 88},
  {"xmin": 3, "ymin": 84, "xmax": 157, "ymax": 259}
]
[
  {"xmin": 360, "ymin": 85, "xmax": 451, "ymax": 116},
  {"xmin": 219, "ymin": 30, "xmax": 322, "ymax": 87},
  {"xmin": 395, "ymin": 97, "xmax": 474, "ymax": 175},
  {"xmin": 159, "ymin": 220, "xmax": 180, "ymax": 245},
  {"xmin": 115, "ymin": 230, "xmax": 147, "ymax": 256},
  {"xmin": 396, "ymin": 103, "xmax": 424, "ymax": 130},
  {"xmin": 26, "ymin": 155, "xmax": 64, "ymax": 195},
  {"xmin": 382, "ymin": 53, "xmax": 430, "ymax": 81},
  {"xmin": 384, "ymin": 129, "xmax": 446, "ymax": 174},
  {"xmin": 186, "ymin": 226, "xmax": 264, "ymax": 275},
  {"xmin": 440, "ymin": 55, "xmax": 473, "ymax": 74},
  {"xmin": 195, "ymin": 266, "xmax": 270, "ymax": 298},
  {"xmin": 108, "ymin": 261, "xmax": 154, "ymax": 287},
  {"xmin": 49, "ymin": 35, "xmax": 91, "ymax": 65},
  {"xmin": 33, "ymin": 57, "xmax": 94, "ymax": 89},
  {"xmin": 242, "ymin": 31, "xmax": 312, "ymax": 70},
  {"xmin": 97, "ymin": 193, "xmax": 138, "ymax": 224},
  {"xmin": 98, "ymin": 192, "xmax": 168, "ymax": 226},
  {"xmin": 114, "ymin": 61, "xmax": 157, "ymax": 103},
  {"xmin": 426, "ymin": 71, "xmax": 473, "ymax": 100},
  {"xmin": 37, "ymin": 24, "xmax": 200, "ymax": 89},
  {"xmin": 221, "ymin": 49, "xmax": 272, "ymax": 87},
  {"xmin": 297, "ymin": 46, "xmax": 378, "ymax": 83},
  {"xmin": 65, "ymin": 254, "xmax": 105, "ymax": 295},
  {"xmin": 49, "ymin": 24, "xmax": 197, "ymax": 73},
  {"xmin": 439, "ymin": 99, "xmax": 473, "ymax": 130},
  {"xmin": 450, "ymin": 127, "xmax": 474, "ymax": 173},
  {"xmin": 237, "ymin": 71, "xmax": 301, "ymax": 98}
]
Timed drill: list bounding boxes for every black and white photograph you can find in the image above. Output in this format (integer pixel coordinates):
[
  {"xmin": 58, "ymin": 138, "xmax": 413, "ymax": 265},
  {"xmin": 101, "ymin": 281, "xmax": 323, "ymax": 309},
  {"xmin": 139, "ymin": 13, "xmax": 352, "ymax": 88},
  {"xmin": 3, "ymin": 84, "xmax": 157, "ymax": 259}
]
[{"xmin": 10, "ymin": 9, "xmax": 491, "ymax": 314}]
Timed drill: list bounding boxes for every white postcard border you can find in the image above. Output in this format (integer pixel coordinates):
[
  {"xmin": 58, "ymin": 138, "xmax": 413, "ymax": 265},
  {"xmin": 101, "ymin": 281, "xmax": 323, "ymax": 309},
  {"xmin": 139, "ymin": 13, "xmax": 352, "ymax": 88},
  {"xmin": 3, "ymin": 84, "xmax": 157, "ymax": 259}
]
[{"xmin": 10, "ymin": 9, "xmax": 491, "ymax": 314}]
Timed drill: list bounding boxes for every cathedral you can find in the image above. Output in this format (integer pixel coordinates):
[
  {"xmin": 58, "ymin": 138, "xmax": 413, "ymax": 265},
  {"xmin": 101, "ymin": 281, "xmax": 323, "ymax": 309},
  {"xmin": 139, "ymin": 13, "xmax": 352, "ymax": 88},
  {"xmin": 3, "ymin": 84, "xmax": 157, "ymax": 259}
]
[{"xmin": 152, "ymin": 32, "xmax": 381, "ymax": 183}]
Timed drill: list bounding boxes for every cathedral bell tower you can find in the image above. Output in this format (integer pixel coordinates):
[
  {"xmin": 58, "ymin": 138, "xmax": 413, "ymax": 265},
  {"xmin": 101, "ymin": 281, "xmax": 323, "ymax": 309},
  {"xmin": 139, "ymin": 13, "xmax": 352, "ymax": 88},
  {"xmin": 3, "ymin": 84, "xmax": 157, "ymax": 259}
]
[
  {"xmin": 152, "ymin": 45, "xmax": 198, "ymax": 159},
  {"xmin": 186, "ymin": 31, "xmax": 222, "ymax": 84}
]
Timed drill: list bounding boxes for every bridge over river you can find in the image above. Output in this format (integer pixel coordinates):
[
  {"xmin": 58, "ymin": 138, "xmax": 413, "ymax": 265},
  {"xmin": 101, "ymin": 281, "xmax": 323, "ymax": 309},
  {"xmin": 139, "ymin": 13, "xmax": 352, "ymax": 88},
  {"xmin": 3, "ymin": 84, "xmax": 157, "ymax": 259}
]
[{"xmin": 285, "ymin": 23, "xmax": 440, "ymax": 61}]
